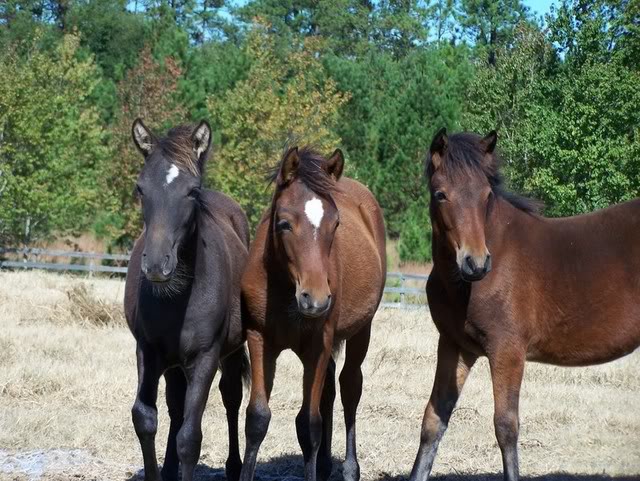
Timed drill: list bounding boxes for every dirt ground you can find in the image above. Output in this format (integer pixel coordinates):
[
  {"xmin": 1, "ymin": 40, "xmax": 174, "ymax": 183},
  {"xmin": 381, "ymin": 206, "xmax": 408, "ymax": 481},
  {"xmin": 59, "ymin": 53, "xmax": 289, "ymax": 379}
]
[{"xmin": 0, "ymin": 271, "xmax": 638, "ymax": 481}]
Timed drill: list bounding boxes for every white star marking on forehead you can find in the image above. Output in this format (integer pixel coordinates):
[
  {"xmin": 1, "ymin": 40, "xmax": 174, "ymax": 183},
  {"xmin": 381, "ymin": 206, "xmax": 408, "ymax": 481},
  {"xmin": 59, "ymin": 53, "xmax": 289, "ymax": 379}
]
[
  {"xmin": 305, "ymin": 197, "xmax": 324, "ymax": 236},
  {"xmin": 166, "ymin": 164, "xmax": 179, "ymax": 185}
]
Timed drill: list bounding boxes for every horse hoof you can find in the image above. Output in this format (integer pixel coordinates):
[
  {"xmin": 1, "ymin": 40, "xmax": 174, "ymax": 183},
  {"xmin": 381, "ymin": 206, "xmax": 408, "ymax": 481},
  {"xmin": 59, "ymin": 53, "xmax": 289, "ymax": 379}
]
[
  {"xmin": 225, "ymin": 458, "xmax": 242, "ymax": 481},
  {"xmin": 317, "ymin": 458, "xmax": 333, "ymax": 481},
  {"xmin": 342, "ymin": 459, "xmax": 360, "ymax": 481},
  {"xmin": 160, "ymin": 465, "xmax": 179, "ymax": 481}
]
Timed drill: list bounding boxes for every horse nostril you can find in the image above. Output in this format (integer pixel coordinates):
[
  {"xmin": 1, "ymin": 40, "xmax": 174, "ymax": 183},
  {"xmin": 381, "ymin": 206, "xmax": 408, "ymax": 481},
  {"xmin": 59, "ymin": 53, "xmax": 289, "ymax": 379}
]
[
  {"xmin": 464, "ymin": 255, "xmax": 476, "ymax": 272},
  {"xmin": 299, "ymin": 291, "xmax": 312, "ymax": 310},
  {"xmin": 485, "ymin": 254, "xmax": 492, "ymax": 273}
]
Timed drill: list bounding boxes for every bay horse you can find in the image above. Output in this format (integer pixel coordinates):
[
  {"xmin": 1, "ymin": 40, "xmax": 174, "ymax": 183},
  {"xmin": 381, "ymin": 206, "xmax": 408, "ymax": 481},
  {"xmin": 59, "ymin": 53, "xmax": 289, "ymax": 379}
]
[
  {"xmin": 239, "ymin": 147, "xmax": 386, "ymax": 481},
  {"xmin": 410, "ymin": 128, "xmax": 640, "ymax": 481},
  {"xmin": 124, "ymin": 119, "xmax": 250, "ymax": 481}
]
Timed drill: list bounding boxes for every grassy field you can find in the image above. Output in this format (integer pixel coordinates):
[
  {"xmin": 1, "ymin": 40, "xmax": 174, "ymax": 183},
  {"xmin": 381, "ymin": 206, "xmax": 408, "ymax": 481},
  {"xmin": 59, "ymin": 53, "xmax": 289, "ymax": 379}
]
[{"xmin": 0, "ymin": 271, "xmax": 638, "ymax": 481}]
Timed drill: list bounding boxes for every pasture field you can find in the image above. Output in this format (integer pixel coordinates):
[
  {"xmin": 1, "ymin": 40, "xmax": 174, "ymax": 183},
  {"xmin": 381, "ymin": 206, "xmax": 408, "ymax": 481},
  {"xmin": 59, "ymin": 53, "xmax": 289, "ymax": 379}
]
[{"xmin": 0, "ymin": 271, "xmax": 638, "ymax": 481}]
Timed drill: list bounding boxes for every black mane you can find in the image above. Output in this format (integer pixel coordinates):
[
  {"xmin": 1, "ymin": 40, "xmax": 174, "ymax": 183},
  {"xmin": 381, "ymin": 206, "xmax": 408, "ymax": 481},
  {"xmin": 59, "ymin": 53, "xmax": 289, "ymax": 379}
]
[{"xmin": 428, "ymin": 132, "xmax": 541, "ymax": 214}]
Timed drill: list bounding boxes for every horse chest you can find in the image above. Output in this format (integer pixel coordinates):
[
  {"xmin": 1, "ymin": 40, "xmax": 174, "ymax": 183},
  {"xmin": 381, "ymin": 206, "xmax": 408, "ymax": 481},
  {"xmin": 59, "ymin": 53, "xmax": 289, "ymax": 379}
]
[
  {"xmin": 136, "ymin": 294, "xmax": 219, "ymax": 357},
  {"xmin": 428, "ymin": 295, "xmax": 490, "ymax": 356}
]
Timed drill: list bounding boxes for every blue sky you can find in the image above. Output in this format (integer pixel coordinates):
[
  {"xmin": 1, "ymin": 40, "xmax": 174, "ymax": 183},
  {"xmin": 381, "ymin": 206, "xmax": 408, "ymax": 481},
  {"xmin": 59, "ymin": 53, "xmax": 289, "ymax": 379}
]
[{"xmin": 523, "ymin": 0, "xmax": 558, "ymax": 17}]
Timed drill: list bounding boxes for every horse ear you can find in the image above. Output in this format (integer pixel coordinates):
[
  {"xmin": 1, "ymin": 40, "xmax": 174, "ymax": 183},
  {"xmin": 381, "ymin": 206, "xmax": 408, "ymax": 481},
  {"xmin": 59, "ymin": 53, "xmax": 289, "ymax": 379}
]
[
  {"xmin": 191, "ymin": 120, "xmax": 212, "ymax": 167},
  {"xmin": 480, "ymin": 130, "xmax": 498, "ymax": 167},
  {"xmin": 132, "ymin": 119, "xmax": 155, "ymax": 157},
  {"xmin": 429, "ymin": 127, "xmax": 448, "ymax": 170},
  {"xmin": 480, "ymin": 130, "xmax": 497, "ymax": 154},
  {"xmin": 278, "ymin": 147, "xmax": 300, "ymax": 185},
  {"xmin": 326, "ymin": 149, "xmax": 344, "ymax": 180}
]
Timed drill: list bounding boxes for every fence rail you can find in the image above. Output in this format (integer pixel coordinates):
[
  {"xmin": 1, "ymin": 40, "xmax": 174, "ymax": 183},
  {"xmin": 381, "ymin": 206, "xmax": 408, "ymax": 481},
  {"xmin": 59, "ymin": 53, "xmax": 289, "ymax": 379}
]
[{"xmin": 0, "ymin": 247, "xmax": 428, "ymax": 308}]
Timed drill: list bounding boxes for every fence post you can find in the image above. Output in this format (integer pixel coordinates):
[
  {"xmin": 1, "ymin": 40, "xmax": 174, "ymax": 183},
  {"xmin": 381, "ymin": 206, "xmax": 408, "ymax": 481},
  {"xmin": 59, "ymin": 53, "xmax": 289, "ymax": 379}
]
[{"xmin": 400, "ymin": 273, "xmax": 405, "ymax": 307}]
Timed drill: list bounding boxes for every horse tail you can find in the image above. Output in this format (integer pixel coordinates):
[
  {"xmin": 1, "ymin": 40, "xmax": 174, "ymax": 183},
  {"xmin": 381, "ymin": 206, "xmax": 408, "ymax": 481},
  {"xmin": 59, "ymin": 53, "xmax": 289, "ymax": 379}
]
[{"xmin": 240, "ymin": 345, "xmax": 251, "ymax": 389}]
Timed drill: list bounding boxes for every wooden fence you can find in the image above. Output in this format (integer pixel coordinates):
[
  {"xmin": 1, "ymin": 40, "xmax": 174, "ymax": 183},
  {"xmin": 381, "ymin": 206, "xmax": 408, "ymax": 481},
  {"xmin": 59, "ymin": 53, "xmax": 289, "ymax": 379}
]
[{"xmin": 0, "ymin": 248, "xmax": 428, "ymax": 308}]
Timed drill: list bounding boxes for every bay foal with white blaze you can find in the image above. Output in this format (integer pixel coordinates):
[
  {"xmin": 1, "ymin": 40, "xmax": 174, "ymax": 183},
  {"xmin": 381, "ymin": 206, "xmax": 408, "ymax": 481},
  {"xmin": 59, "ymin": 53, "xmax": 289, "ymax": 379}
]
[
  {"xmin": 125, "ymin": 120, "xmax": 250, "ymax": 481},
  {"xmin": 410, "ymin": 128, "xmax": 640, "ymax": 481},
  {"xmin": 240, "ymin": 147, "xmax": 387, "ymax": 481}
]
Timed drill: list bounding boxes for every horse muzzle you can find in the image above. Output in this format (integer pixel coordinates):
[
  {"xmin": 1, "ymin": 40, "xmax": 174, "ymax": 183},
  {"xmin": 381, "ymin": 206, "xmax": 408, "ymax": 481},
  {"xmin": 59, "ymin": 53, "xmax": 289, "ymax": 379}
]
[
  {"xmin": 459, "ymin": 253, "xmax": 492, "ymax": 282},
  {"xmin": 297, "ymin": 291, "xmax": 332, "ymax": 318},
  {"xmin": 141, "ymin": 252, "xmax": 175, "ymax": 283}
]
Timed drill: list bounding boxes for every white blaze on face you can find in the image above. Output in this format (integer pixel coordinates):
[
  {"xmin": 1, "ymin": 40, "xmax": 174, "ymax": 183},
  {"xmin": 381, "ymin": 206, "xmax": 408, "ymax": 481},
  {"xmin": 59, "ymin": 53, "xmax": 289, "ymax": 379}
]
[
  {"xmin": 166, "ymin": 164, "xmax": 179, "ymax": 185},
  {"xmin": 305, "ymin": 197, "xmax": 324, "ymax": 239}
]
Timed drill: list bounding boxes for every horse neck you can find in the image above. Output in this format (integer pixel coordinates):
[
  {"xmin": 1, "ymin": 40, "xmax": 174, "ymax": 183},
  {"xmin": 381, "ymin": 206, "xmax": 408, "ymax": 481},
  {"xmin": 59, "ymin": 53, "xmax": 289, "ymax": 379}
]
[{"xmin": 177, "ymin": 214, "xmax": 200, "ymax": 271}]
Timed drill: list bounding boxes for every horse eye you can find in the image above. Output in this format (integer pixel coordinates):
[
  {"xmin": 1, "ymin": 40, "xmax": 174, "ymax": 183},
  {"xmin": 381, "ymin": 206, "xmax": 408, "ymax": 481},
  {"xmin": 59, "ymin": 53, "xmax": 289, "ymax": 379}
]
[
  {"xmin": 276, "ymin": 219, "xmax": 292, "ymax": 232},
  {"xmin": 434, "ymin": 191, "xmax": 447, "ymax": 202},
  {"xmin": 188, "ymin": 188, "xmax": 200, "ymax": 199}
]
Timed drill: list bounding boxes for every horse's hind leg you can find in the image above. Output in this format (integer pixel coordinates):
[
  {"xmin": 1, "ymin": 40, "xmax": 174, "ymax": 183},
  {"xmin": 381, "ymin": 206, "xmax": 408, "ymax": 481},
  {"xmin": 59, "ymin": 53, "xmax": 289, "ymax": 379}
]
[
  {"xmin": 132, "ymin": 343, "xmax": 163, "ymax": 481},
  {"xmin": 489, "ymin": 346, "xmax": 525, "ymax": 481},
  {"xmin": 161, "ymin": 367, "xmax": 187, "ymax": 481},
  {"xmin": 409, "ymin": 335, "xmax": 477, "ymax": 481},
  {"xmin": 317, "ymin": 357, "xmax": 336, "ymax": 481},
  {"xmin": 240, "ymin": 330, "xmax": 278, "ymax": 481},
  {"xmin": 219, "ymin": 348, "xmax": 246, "ymax": 481},
  {"xmin": 338, "ymin": 323, "xmax": 371, "ymax": 481}
]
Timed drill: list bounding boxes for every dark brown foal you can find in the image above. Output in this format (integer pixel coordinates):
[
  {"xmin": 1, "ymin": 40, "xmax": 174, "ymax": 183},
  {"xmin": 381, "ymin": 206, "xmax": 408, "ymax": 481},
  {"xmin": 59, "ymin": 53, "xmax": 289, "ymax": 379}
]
[
  {"xmin": 125, "ymin": 120, "xmax": 250, "ymax": 481},
  {"xmin": 410, "ymin": 129, "xmax": 640, "ymax": 481}
]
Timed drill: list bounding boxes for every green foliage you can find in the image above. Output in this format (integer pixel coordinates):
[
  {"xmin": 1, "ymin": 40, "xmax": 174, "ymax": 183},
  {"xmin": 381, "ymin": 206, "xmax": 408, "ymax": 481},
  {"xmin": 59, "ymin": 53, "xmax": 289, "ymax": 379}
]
[
  {"xmin": 0, "ymin": 0, "xmax": 638, "ymax": 268},
  {"xmin": 398, "ymin": 200, "xmax": 432, "ymax": 263},
  {"xmin": 457, "ymin": 0, "xmax": 532, "ymax": 64},
  {"xmin": 179, "ymin": 41, "xmax": 250, "ymax": 120},
  {"xmin": 66, "ymin": 0, "xmax": 148, "ymax": 81},
  {"xmin": 327, "ymin": 43, "xmax": 472, "ymax": 239},
  {"xmin": 465, "ymin": 13, "xmax": 640, "ymax": 217},
  {"xmin": 0, "ymin": 34, "xmax": 108, "ymax": 245},
  {"xmin": 207, "ymin": 25, "xmax": 349, "ymax": 226}
]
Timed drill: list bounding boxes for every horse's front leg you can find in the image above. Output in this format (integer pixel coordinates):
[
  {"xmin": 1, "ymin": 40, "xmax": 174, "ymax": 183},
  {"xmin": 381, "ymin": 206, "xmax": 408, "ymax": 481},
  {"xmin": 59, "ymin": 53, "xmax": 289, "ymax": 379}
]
[
  {"xmin": 176, "ymin": 344, "xmax": 221, "ymax": 481},
  {"xmin": 409, "ymin": 335, "xmax": 477, "ymax": 481},
  {"xmin": 296, "ymin": 326, "xmax": 334, "ymax": 481},
  {"xmin": 488, "ymin": 345, "xmax": 525, "ymax": 481},
  {"xmin": 132, "ymin": 342, "xmax": 164, "ymax": 481}
]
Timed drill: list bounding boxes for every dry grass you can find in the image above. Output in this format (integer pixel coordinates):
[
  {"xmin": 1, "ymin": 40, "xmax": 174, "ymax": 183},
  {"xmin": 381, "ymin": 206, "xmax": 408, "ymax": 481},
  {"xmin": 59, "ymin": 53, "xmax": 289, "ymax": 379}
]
[
  {"xmin": 0, "ymin": 271, "xmax": 638, "ymax": 481},
  {"xmin": 51, "ymin": 284, "xmax": 125, "ymax": 328}
]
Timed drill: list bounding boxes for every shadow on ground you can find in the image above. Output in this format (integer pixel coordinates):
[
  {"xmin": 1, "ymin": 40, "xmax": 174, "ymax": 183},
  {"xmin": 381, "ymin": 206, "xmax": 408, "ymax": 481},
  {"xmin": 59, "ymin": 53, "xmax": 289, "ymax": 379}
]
[{"xmin": 126, "ymin": 454, "xmax": 640, "ymax": 481}]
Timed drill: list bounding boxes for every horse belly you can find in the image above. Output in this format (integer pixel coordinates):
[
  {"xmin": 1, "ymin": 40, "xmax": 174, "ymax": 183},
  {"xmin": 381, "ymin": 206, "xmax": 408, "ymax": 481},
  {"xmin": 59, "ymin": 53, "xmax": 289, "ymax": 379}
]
[{"xmin": 527, "ymin": 303, "xmax": 640, "ymax": 366}]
